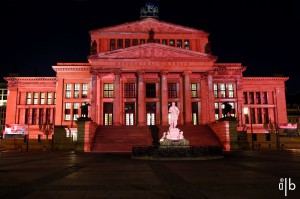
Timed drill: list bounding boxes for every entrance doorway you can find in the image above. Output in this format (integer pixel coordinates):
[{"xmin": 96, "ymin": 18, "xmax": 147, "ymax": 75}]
[
  {"xmin": 192, "ymin": 102, "xmax": 198, "ymax": 125},
  {"xmin": 125, "ymin": 102, "xmax": 135, "ymax": 125},
  {"xmin": 103, "ymin": 102, "xmax": 113, "ymax": 125},
  {"xmin": 146, "ymin": 102, "xmax": 156, "ymax": 125}
]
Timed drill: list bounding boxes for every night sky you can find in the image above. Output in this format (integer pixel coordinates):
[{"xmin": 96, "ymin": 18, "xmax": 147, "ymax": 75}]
[{"xmin": 0, "ymin": 0, "xmax": 299, "ymax": 94}]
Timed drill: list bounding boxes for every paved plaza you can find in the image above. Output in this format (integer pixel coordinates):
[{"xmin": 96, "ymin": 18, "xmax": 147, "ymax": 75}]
[{"xmin": 0, "ymin": 150, "xmax": 299, "ymax": 199}]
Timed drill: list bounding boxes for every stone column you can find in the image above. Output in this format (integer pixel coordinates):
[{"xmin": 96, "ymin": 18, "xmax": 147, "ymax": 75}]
[
  {"xmin": 207, "ymin": 73, "xmax": 215, "ymax": 123},
  {"xmin": 160, "ymin": 71, "xmax": 168, "ymax": 126},
  {"xmin": 137, "ymin": 70, "xmax": 146, "ymax": 126},
  {"xmin": 183, "ymin": 71, "xmax": 192, "ymax": 124},
  {"xmin": 113, "ymin": 70, "xmax": 121, "ymax": 125},
  {"xmin": 90, "ymin": 72, "xmax": 97, "ymax": 121}
]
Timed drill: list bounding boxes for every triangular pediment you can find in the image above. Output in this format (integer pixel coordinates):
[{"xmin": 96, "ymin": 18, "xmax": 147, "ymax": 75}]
[
  {"xmin": 90, "ymin": 43, "xmax": 216, "ymax": 61},
  {"xmin": 90, "ymin": 18, "xmax": 206, "ymax": 34}
]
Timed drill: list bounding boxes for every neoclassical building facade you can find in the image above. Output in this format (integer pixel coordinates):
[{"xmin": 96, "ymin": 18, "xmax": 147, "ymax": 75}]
[{"xmin": 4, "ymin": 17, "xmax": 288, "ymax": 145}]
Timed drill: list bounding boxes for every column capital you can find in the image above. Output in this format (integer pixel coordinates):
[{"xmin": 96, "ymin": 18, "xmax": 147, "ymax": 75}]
[
  {"xmin": 113, "ymin": 69, "xmax": 122, "ymax": 76},
  {"xmin": 183, "ymin": 70, "xmax": 192, "ymax": 76},
  {"xmin": 159, "ymin": 70, "xmax": 168, "ymax": 76},
  {"xmin": 137, "ymin": 70, "xmax": 145, "ymax": 76}
]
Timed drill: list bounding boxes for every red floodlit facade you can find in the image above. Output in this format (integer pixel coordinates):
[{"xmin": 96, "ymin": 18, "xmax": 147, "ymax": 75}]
[{"xmin": 4, "ymin": 18, "xmax": 288, "ymax": 142}]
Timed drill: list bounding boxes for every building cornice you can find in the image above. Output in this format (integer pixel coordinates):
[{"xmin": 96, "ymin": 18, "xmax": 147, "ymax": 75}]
[
  {"xmin": 52, "ymin": 65, "xmax": 91, "ymax": 72},
  {"xmin": 243, "ymin": 77, "xmax": 289, "ymax": 81}
]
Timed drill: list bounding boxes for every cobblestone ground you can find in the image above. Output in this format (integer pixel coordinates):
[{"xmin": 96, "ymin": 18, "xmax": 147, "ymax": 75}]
[{"xmin": 0, "ymin": 150, "xmax": 299, "ymax": 199}]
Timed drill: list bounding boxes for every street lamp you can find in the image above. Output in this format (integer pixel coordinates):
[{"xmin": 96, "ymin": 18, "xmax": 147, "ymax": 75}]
[{"xmin": 244, "ymin": 107, "xmax": 254, "ymax": 150}]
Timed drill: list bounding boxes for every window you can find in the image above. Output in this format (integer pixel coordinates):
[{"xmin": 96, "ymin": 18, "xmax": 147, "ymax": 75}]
[
  {"xmin": 82, "ymin": 84, "xmax": 88, "ymax": 98},
  {"xmin": 243, "ymin": 92, "xmax": 248, "ymax": 104},
  {"xmin": 132, "ymin": 39, "xmax": 138, "ymax": 46},
  {"xmin": 32, "ymin": 108, "xmax": 37, "ymax": 125},
  {"xmin": 146, "ymin": 83, "xmax": 156, "ymax": 98},
  {"xmin": 125, "ymin": 39, "xmax": 130, "ymax": 48},
  {"xmin": 168, "ymin": 83, "xmax": 177, "ymax": 98},
  {"xmin": 74, "ymin": 84, "xmax": 80, "ymax": 98},
  {"xmin": 110, "ymin": 39, "xmax": 115, "ymax": 51},
  {"xmin": 162, "ymin": 39, "xmax": 168, "ymax": 45},
  {"xmin": 33, "ymin": 92, "xmax": 39, "ymax": 105},
  {"xmin": 25, "ymin": 108, "xmax": 30, "ymax": 124},
  {"xmin": 117, "ymin": 39, "xmax": 123, "ymax": 49},
  {"xmin": 249, "ymin": 92, "xmax": 254, "ymax": 104},
  {"xmin": 220, "ymin": 84, "xmax": 225, "ymax": 98},
  {"xmin": 257, "ymin": 108, "xmax": 262, "ymax": 124},
  {"xmin": 251, "ymin": 108, "xmax": 256, "ymax": 124},
  {"xmin": 177, "ymin": 40, "xmax": 182, "ymax": 48},
  {"xmin": 227, "ymin": 84, "xmax": 234, "ymax": 98},
  {"xmin": 214, "ymin": 103, "xmax": 219, "ymax": 120},
  {"xmin": 47, "ymin": 92, "xmax": 52, "ymax": 105},
  {"xmin": 184, "ymin": 40, "xmax": 190, "ymax": 50},
  {"xmin": 39, "ymin": 109, "xmax": 44, "ymax": 125},
  {"xmin": 190, "ymin": 83, "xmax": 197, "ymax": 98},
  {"xmin": 73, "ymin": 103, "xmax": 79, "ymax": 120},
  {"xmin": 263, "ymin": 108, "xmax": 269, "ymax": 124},
  {"xmin": 214, "ymin": 84, "xmax": 218, "ymax": 98},
  {"xmin": 65, "ymin": 84, "xmax": 72, "ymax": 98},
  {"xmin": 124, "ymin": 83, "xmax": 135, "ymax": 98},
  {"xmin": 26, "ymin": 92, "xmax": 31, "ymax": 104},
  {"xmin": 140, "ymin": 39, "xmax": 146, "ymax": 44},
  {"xmin": 54, "ymin": 92, "xmax": 56, "ymax": 105},
  {"xmin": 154, "ymin": 39, "xmax": 160, "ymax": 43},
  {"xmin": 104, "ymin": 83, "xmax": 114, "ymax": 98},
  {"xmin": 46, "ymin": 108, "xmax": 51, "ymax": 123},
  {"xmin": 262, "ymin": 92, "xmax": 268, "ymax": 104},
  {"xmin": 256, "ymin": 92, "xmax": 261, "ymax": 104},
  {"xmin": 65, "ymin": 103, "xmax": 71, "ymax": 121},
  {"xmin": 169, "ymin": 39, "xmax": 175, "ymax": 47},
  {"xmin": 40, "ymin": 92, "xmax": 45, "ymax": 104}
]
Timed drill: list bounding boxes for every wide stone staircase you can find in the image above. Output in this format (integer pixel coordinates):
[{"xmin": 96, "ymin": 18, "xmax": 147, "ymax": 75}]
[{"xmin": 91, "ymin": 125, "xmax": 221, "ymax": 152}]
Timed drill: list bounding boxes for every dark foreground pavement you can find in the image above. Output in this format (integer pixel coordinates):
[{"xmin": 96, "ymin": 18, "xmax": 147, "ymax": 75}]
[{"xmin": 0, "ymin": 150, "xmax": 299, "ymax": 199}]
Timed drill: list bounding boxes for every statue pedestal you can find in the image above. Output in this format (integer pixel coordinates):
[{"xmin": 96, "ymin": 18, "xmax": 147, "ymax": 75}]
[
  {"xmin": 160, "ymin": 127, "xmax": 189, "ymax": 146},
  {"xmin": 166, "ymin": 128, "xmax": 184, "ymax": 140}
]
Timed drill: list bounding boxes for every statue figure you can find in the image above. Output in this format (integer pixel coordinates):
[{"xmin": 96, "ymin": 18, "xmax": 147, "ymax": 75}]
[
  {"xmin": 169, "ymin": 102, "xmax": 179, "ymax": 129},
  {"xmin": 80, "ymin": 102, "xmax": 91, "ymax": 118}
]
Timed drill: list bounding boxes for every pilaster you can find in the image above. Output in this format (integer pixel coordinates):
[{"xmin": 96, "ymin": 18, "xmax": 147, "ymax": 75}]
[{"xmin": 160, "ymin": 70, "xmax": 168, "ymax": 126}]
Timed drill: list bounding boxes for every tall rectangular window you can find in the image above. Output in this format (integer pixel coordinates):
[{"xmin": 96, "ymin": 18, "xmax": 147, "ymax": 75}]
[
  {"xmin": 46, "ymin": 108, "xmax": 51, "ymax": 123},
  {"xmin": 73, "ymin": 103, "xmax": 79, "ymax": 121},
  {"xmin": 256, "ymin": 92, "xmax": 261, "ymax": 104},
  {"xmin": 177, "ymin": 40, "xmax": 182, "ymax": 48},
  {"xmin": 262, "ymin": 92, "xmax": 268, "ymax": 104},
  {"xmin": 263, "ymin": 108, "xmax": 269, "ymax": 123},
  {"xmin": 132, "ymin": 39, "xmax": 138, "ymax": 46},
  {"xmin": 227, "ymin": 83, "xmax": 234, "ymax": 98},
  {"xmin": 214, "ymin": 103, "xmax": 219, "ymax": 121},
  {"xmin": 162, "ymin": 39, "xmax": 168, "ymax": 45},
  {"xmin": 25, "ymin": 108, "xmax": 30, "ymax": 124},
  {"xmin": 26, "ymin": 92, "xmax": 31, "ymax": 104},
  {"xmin": 40, "ymin": 92, "xmax": 45, "ymax": 105},
  {"xmin": 214, "ymin": 84, "xmax": 218, "ymax": 98},
  {"xmin": 65, "ymin": 103, "xmax": 71, "ymax": 121},
  {"xmin": 117, "ymin": 39, "xmax": 123, "ymax": 49},
  {"xmin": 190, "ymin": 83, "xmax": 197, "ymax": 98},
  {"xmin": 104, "ymin": 83, "xmax": 114, "ymax": 98},
  {"xmin": 74, "ymin": 84, "xmax": 80, "ymax": 98},
  {"xmin": 32, "ymin": 108, "xmax": 37, "ymax": 125},
  {"xmin": 39, "ymin": 109, "xmax": 44, "ymax": 125},
  {"xmin": 220, "ymin": 83, "xmax": 226, "ymax": 98},
  {"xmin": 257, "ymin": 108, "xmax": 262, "ymax": 124},
  {"xmin": 124, "ymin": 83, "xmax": 135, "ymax": 98},
  {"xmin": 168, "ymin": 83, "xmax": 177, "ymax": 98},
  {"xmin": 33, "ymin": 92, "xmax": 39, "ymax": 105},
  {"xmin": 47, "ymin": 92, "xmax": 52, "ymax": 105},
  {"xmin": 169, "ymin": 39, "xmax": 175, "ymax": 47},
  {"xmin": 251, "ymin": 108, "xmax": 256, "ymax": 124},
  {"xmin": 110, "ymin": 39, "xmax": 116, "ymax": 51},
  {"xmin": 243, "ymin": 92, "xmax": 248, "ymax": 104},
  {"xmin": 146, "ymin": 83, "xmax": 156, "ymax": 98},
  {"xmin": 65, "ymin": 84, "xmax": 72, "ymax": 98},
  {"xmin": 249, "ymin": 92, "xmax": 254, "ymax": 104},
  {"xmin": 140, "ymin": 39, "xmax": 146, "ymax": 44},
  {"xmin": 125, "ymin": 39, "xmax": 131, "ymax": 48},
  {"xmin": 82, "ymin": 84, "xmax": 88, "ymax": 98},
  {"xmin": 184, "ymin": 40, "xmax": 190, "ymax": 50}
]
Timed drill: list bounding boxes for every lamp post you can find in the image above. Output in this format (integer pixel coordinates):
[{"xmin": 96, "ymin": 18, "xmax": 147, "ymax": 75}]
[{"xmin": 244, "ymin": 107, "xmax": 254, "ymax": 150}]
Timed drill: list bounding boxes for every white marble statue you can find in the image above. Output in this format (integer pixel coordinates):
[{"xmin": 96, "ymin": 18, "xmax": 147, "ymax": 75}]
[{"xmin": 169, "ymin": 102, "xmax": 179, "ymax": 129}]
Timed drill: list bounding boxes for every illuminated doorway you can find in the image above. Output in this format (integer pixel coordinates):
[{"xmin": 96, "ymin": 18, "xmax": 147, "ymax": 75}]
[
  {"xmin": 103, "ymin": 102, "xmax": 113, "ymax": 125},
  {"xmin": 192, "ymin": 102, "xmax": 198, "ymax": 125},
  {"xmin": 146, "ymin": 102, "xmax": 156, "ymax": 125},
  {"xmin": 125, "ymin": 102, "xmax": 135, "ymax": 125}
]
